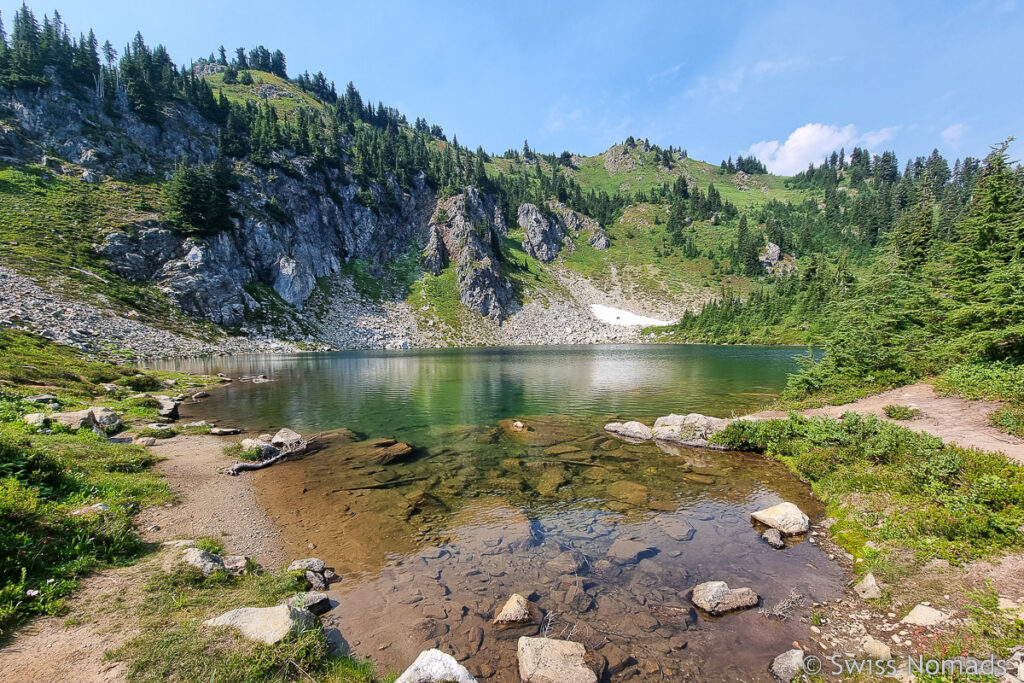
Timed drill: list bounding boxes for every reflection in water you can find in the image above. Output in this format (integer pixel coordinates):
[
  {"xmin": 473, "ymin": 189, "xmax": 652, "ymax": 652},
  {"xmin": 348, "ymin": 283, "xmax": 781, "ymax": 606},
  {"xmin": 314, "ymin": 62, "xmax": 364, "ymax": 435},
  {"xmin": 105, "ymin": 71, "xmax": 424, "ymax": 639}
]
[{"xmin": 158, "ymin": 345, "xmax": 838, "ymax": 681}]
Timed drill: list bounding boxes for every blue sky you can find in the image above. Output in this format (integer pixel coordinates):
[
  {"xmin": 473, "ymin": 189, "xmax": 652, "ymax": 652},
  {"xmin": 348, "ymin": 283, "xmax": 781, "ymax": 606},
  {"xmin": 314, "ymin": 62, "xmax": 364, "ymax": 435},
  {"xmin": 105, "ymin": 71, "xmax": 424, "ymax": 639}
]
[{"xmin": 9, "ymin": 0, "xmax": 1022, "ymax": 173}]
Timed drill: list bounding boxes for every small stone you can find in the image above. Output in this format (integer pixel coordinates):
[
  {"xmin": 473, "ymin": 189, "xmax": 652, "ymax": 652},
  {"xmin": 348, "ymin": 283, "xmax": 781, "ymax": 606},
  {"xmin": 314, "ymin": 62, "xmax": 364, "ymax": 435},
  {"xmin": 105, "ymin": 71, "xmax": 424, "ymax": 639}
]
[
  {"xmin": 272, "ymin": 427, "xmax": 303, "ymax": 448},
  {"xmin": 288, "ymin": 558, "xmax": 326, "ymax": 573},
  {"xmin": 762, "ymin": 528, "xmax": 785, "ymax": 549},
  {"xmin": 222, "ymin": 556, "xmax": 250, "ymax": 576},
  {"xmin": 494, "ymin": 593, "xmax": 536, "ymax": 625},
  {"xmin": 690, "ymin": 581, "xmax": 759, "ymax": 615},
  {"xmin": 181, "ymin": 548, "xmax": 225, "ymax": 577},
  {"xmin": 306, "ymin": 570, "xmax": 328, "ymax": 591},
  {"xmin": 854, "ymin": 573, "xmax": 883, "ymax": 600},
  {"xmin": 210, "ymin": 427, "xmax": 241, "ymax": 436},
  {"xmin": 291, "ymin": 591, "xmax": 331, "ymax": 616},
  {"xmin": 769, "ymin": 649, "xmax": 805, "ymax": 682},
  {"xmin": 134, "ymin": 437, "xmax": 158, "ymax": 446}
]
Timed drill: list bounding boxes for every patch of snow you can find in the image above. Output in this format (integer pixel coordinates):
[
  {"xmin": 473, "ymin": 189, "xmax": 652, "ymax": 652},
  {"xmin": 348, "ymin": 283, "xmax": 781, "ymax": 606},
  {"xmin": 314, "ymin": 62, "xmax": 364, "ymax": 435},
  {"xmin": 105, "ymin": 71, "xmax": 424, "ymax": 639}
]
[{"xmin": 589, "ymin": 304, "xmax": 672, "ymax": 327}]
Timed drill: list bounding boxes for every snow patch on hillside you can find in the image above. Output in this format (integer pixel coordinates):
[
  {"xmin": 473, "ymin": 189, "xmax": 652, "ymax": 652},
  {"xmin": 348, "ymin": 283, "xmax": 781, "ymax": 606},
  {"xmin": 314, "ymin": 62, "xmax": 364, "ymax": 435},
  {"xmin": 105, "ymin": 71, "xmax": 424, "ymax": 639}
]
[{"xmin": 589, "ymin": 304, "xmax": 673, "ymax": 327}]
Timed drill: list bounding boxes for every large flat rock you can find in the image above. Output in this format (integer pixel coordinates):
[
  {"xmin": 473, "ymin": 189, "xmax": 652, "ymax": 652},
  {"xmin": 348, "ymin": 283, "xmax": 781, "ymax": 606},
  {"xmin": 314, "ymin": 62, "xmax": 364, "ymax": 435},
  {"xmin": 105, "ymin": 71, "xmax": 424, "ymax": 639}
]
[
  {"xmin": 517, "ymin": 637, "xmax": 597, "ymax": 683},
  {"xmin": 203, "ymin": 604, "xmax": 319, "ymax": 645}
]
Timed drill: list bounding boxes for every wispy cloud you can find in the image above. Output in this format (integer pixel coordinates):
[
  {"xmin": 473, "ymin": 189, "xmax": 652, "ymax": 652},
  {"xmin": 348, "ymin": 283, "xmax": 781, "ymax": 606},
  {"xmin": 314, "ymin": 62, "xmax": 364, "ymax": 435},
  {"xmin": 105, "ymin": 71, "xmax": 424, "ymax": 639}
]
[
  {"xmin": 941, "ymin": 123, "xmax": 967, "ymax": 145},
  {"xmin": 685, "ymin": 56, "xmax": 807, "ymax": 102},
  {"xmin": 747, "ymin": 122, "xmax": 902, "ymax": 175},
  {"xmin": 751, "ymin": 57, "xmax": 807, "ymax": 77},
  {"xmin": 647, "ymin": 63, "xmax": 683, "ymax": 85}
]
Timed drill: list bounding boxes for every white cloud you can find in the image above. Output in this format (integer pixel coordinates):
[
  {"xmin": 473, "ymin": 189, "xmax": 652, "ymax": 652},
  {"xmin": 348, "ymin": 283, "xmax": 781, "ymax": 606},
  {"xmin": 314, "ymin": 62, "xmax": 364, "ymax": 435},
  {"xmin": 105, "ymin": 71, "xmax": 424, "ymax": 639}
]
[
  {"xmin": 648, "ymin": 63, "xmax": 683, "ymax": 85},
  {"xmin": 751, "ymin": 57, "xmax": 807, "ymax": 78},
  {"xmin": 747, "ymin": 122, "xmax": 902, "ymax": 175},
  {"xmin": 941, "ymin": 123, "xmax": 967, "ymax": 144}
]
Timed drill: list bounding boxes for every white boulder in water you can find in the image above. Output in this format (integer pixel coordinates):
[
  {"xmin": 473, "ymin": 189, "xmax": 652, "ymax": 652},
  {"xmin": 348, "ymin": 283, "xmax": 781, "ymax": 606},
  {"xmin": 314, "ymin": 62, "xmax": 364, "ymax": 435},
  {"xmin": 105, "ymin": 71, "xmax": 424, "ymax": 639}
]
[{"xmin": 751, "ymin": 502, "xmax": 810, "ymax": 536}]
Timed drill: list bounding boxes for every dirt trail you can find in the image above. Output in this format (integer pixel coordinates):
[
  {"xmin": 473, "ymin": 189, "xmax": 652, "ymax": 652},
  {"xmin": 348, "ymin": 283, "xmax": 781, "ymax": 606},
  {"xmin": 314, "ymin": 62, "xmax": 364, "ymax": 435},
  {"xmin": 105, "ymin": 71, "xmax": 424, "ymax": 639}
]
[
  {"xmin": 0, "ymin": 564, "xmax": 147, "ymax": 682},
  {"xmin": 744, "ymin": 382, "xmax": 1024, "ymax": 463},
  {"xmin": 0, "ymin": 433, "xmax": 288, "ymax": 682},
  {"xmin": 134, "ymin": 434, "xmax": 289, "ymax": 567}
]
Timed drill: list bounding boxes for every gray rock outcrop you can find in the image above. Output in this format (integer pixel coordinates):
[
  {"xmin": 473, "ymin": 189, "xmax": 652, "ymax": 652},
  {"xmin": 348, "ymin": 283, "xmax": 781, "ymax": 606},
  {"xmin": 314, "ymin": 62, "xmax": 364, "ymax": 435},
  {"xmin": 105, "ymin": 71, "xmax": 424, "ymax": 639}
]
[
  {"xmin": 423, "ymin": 188, "xmax": 514, "ymax": 320},
  {"xmin": 603, "ymin": 421, "xmax": 653, "ymax": 441},
  {"xmin": 517, "ymin": 201, "xmax": 609, "ymax": 263}
]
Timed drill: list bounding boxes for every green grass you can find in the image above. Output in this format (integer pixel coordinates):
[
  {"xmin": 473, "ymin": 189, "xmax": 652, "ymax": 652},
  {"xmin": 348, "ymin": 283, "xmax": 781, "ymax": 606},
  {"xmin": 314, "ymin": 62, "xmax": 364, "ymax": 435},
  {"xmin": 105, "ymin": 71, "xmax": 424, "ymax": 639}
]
[
  {"xmin": 407, "ymin": 267, "xmax": 465, "ymax": 334},
  {"xmin": 713, "ymin": 412, "xmax": 1024, "ymax": 571},
  {"xmin": 0, "ymin": 330, "xmax": 223, "ymax": 636},
  {"xmin": 109, "ymin": 563, "xmax": 390, "ymax": 682},
  {"xmin": 883, "ymin": 404, "xmax": 923, "ymax": 420},
  {"xmin": 204, "ymin": 71, "xmax": 323, "ymax": 115}
]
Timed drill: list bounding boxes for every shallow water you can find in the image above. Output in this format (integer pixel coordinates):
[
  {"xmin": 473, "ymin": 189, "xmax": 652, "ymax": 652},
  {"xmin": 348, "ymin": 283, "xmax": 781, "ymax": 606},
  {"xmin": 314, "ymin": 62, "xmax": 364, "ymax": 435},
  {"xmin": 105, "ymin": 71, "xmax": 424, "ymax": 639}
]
[{"xmin": 159, "ymin": 345, "xmax": 842, "ymax": 681}]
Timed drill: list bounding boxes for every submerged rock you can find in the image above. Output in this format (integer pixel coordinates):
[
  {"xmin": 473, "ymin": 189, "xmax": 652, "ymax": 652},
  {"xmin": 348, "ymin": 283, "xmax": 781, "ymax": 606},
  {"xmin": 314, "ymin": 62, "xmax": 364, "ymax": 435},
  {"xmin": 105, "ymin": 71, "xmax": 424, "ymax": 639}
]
[
  {"xmin": 394, "ymin": 648, "xmax": 477, "ymax": 683},
  {"xmin": 751, "ymin": 502, "xmax": 810, "ymax": 535},
  {"xmin": 690, "ymin": 581, "xmax": 759, "ymax": 615},
  {"xmin": 606, "ymin": 538, "xmax": 657, "ymax": 565},
  {"xmin": 203, "ymin": 604, "xmax": 319, "ymax": 645},
  {"xmin": 655, "ymin": 515, "xmax": 695, "ymax": 541},
  {"xmin": 603, "ymin": 421, "xmax": 653, "ymax": 441},
  {"xmin": 494, "ymin": 593, "xmax": 537, "ymax": 625},
  {"xmin": 761, "ymin": 528, "xmax": 785, "ymax": 549},
  {"xmin": 517, "ymin": 636, "xmax": 597, "ymax": 683}
]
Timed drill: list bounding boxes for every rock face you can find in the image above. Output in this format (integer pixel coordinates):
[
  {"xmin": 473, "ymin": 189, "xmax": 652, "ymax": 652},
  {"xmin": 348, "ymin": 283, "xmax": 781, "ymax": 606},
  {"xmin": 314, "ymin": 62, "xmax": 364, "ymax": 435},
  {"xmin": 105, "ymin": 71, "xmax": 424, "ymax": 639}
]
[
  {"xmin": 751, "ymin": 502, "xmax": 810, "ymax": 536},
  {"xmin": 769, "ymin": 649, "xmax": 806, "ymax": 682},
  {"xmin": 517, "ymin": 637, "xmax": 597, "ymax": 683},
  {"xmin": 518, "ymin": 203, "xmax": 564, "ymax": 263},
  {"xmin": 203, "ymin": 604, "xmax": 319, "ymax": 645},
  {"xmin": 690, "ymin": 581, "xmax": 759, "ymax": 615},
  {"xmin": 652, "ymin": 413, "xmax": 731, "ymax": 449},
  {"xmin": 517, "ymin": 201, "xmax": 609, "ymax": 263},
  {"xmin": 603, "ymin": 421, "xmax": 653, "ymax": 441},
  {"xmin": 423, "ymin": 188, "xmax": 514, "ymax": 320},
  {"xmin": 394, "ymin": 648, "xmax": 477, "ymax": 683}
]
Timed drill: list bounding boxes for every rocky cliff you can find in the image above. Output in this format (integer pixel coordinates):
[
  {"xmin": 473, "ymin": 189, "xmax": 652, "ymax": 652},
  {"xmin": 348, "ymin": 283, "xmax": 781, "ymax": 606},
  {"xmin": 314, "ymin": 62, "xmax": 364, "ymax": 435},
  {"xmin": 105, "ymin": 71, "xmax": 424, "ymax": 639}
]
[{"xmin": 517, "ymin": 200, "xmax": 609, "ymax": 262}]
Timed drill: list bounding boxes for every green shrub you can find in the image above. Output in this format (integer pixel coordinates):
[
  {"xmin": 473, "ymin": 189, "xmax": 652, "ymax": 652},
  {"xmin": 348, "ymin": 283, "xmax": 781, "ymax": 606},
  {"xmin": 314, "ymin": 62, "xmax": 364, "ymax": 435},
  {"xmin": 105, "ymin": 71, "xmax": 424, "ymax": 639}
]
[{"xmin": 883, "ymin": 404, "xmax": 922, "ymax": 420}]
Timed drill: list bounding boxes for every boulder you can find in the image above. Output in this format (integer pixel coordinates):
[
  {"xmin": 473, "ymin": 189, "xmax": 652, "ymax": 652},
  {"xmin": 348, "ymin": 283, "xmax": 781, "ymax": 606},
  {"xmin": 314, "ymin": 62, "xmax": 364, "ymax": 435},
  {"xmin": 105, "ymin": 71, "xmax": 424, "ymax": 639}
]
[
  {"xmin": 23, "ymin": 413, "xmax": 48, "ymax": 428},
  {"xmin": 769, "ymin": 649, "xmax": 805, "ymax": 682},
  {"xmin": 183, "ymin": 420, "xmax": 209, "ymax": 428},
  {"xmin": 288, "ymin": 558, "xmax": 327, "ymax": 573},
  {"xmin": 517, "ymin": 636, "xmax": 597, "ymax": 683},
  {"xmin": 50, "ymin": 409, "xmax": 95, "ymax": 431},
  {"xmin": 603, "ymin": 421, "xmax": 653, "ymax": 441},
  {"xmin": 89, "ymin": 407, "xmax": 123, "ymax": 431},
  {"xmin": 761, "ymin": 528, "xmax": 785, "ymax": 549},
  {"xmin": 854, "ymin": 573, "xmax": 882, "ymax": 600},
  {"xmin": 134, "ymin": 437, "xmax": 158, "ymax": 446},
  {"xmin": 751, "ymin": 502, "xmax": 810, "ymax": 535},
  {"xmin": 900, "ymin": 604, "xmax": 948, "ymax": 627},
  {"xmin": 651, "ymin": 413, "xmax": 731, "ymax": 449},
  {"xmin": 210, "ymin": 427, "xmax": 241, "ymax": 436},
  {"xmin": 494, "ymin": 593, "xmax": 537, "ymax": 625},
  {"xmin": 290, "ymin": 591, "xmax": 332, "ymax": 616},
  {"xmin": 690, "ymin": 581, "xmax": 759, "ymax": 615},
  {"xmin": 861, "ymin": 635, "xmax": 891, "ymax": 660},
  {"xmin": 394, "ymin": 648, "xmax": 477, "ymax": 683},
  {"xmin": 156, "ymin": 399, "xmax": 180, "ymax": 420},
  {"xmin": 203, "ymin": 604, "xmax": 319, "ymax": 645},
  {"xmin": 222, "ymin": 556, "xmax": 250, "ymax": 576},
  {"xmin": 271, "ymin": 427, "xmax": 302, "ymax": 448},
  {"xmin": 181, "ymin": 548, "xmax": 225, "ymax": 576},
  {"xmin": 241, "ymin": 438, "xmax": 280, "ymax": 458},
  {"xmin": 24, "ymin": 393, "xmax": 58, "ymax": 403}
]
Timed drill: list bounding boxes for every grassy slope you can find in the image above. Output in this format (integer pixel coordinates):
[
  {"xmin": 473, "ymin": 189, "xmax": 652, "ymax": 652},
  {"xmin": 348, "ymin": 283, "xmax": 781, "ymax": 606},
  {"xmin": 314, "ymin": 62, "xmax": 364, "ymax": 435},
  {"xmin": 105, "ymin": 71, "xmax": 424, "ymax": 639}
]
[{"xmin": 205, "ymin": 71, "xmax": 323, "ymax": 114}]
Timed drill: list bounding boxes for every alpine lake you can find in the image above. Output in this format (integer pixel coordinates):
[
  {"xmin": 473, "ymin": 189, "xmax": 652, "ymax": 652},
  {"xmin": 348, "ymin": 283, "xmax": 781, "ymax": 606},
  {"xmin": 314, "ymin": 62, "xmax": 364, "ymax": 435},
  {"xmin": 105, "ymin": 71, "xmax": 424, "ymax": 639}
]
[{"xmin": 157, "ymin": 344, "xmax": 843, "ymax": 682}]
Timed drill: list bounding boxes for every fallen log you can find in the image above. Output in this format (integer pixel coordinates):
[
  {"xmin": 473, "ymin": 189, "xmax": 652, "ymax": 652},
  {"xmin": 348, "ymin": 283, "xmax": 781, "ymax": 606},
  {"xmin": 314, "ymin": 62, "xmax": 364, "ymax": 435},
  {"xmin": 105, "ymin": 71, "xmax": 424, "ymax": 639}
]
[{"xmin": 226, "ymin": 434, "xmax": 321, "ymax": 475}]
